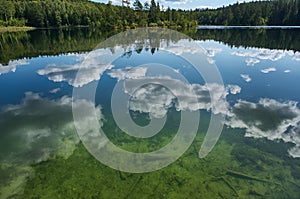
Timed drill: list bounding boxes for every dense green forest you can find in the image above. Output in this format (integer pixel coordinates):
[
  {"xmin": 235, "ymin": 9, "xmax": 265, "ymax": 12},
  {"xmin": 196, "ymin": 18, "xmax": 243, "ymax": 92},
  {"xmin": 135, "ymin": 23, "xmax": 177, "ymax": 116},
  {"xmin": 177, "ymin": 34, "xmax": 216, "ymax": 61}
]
[
  {"xmin": 197, "ymin": 0, "xmax": 300, "ymax": 26},
  {"xmin": 0, "ymin": 0, "xmax": 197, "ymax": 28},
  {"xmin": 0, "ymin": 0, "xmax": 300, "ymax": 29}
]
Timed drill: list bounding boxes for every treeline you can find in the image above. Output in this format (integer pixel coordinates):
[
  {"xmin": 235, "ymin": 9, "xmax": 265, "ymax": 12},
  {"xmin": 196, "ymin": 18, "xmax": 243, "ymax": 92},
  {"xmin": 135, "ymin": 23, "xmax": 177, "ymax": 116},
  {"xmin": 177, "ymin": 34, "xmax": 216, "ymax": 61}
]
[
  {"xmin": 0, "ymin": 0, "xmax": 197, "ymax": 29},
  {"xmin": 197, "ymin": 0, "xmax": 300, "ymax": 26},
  {"xmin": 1, "ymin": 0, "xmax": 300, "ymax": 29}
]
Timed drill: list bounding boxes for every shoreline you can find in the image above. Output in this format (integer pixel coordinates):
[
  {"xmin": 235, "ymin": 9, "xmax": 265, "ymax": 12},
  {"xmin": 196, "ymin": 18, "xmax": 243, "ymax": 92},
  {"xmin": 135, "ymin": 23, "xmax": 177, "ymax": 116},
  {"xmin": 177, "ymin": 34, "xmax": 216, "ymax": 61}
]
[
  {"xmin": 0, "ymin": 25, "xmax": 198, "ymax": 33},
  {"xmin": 0, "ymin": 26, "xmax": 36, "ymax": 33}
]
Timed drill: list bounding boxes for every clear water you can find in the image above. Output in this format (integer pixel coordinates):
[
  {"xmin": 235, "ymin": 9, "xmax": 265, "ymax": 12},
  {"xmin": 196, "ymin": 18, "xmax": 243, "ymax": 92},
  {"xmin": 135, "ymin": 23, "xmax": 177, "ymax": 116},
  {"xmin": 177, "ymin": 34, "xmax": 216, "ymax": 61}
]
[{"xmin": 0, "ymin": 27, "xmax": 300, "ymax": 198}]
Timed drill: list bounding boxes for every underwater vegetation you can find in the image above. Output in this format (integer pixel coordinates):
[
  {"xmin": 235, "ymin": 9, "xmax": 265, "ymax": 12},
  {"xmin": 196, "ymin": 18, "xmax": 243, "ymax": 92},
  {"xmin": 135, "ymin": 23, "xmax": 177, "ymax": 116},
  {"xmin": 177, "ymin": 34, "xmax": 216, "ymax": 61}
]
[
  {"xmin": 0, "ymin": 98, "xmax": 299, "ymax": 198},
  {"xmin": 1, "ymin": 123, "xmax": 297, "ymax": 199}
]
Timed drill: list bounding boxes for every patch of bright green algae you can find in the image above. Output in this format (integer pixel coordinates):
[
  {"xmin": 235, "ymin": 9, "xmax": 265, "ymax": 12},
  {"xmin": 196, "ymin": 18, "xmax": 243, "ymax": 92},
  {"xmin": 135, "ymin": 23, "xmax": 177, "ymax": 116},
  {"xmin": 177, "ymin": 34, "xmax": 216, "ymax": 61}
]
[
  {"xmin": 16, "ymin": 127, "xmax": 300, "ymax": 199},
  {"xmin": 103, "ymin": 109, "xmax": 183, "ymax": 153},
  {"xmin": 0, "ymin": 165, "xmax": 33, "ymax": 199}
]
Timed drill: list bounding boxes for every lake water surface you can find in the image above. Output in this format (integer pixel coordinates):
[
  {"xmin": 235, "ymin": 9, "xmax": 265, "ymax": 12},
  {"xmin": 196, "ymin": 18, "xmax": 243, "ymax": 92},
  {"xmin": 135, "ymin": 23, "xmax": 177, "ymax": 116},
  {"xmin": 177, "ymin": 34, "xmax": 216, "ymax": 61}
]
[{"xmin": 1, "ymin": 27, "xmax": 300, "ymax": 198}]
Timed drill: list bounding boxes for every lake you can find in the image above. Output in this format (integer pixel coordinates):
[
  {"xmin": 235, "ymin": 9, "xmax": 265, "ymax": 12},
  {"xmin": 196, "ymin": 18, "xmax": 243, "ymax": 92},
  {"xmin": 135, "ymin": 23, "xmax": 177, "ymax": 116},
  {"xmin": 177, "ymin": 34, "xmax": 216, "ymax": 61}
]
[{"xmin": 1, "ymin": 27, "xmax": 300, "ymax": 198}]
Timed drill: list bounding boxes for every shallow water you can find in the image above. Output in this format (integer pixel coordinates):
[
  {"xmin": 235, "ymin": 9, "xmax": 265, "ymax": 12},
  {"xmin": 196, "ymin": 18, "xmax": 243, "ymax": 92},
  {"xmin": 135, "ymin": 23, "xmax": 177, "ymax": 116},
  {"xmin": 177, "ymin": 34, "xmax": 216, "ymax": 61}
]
[{"xmin": 0, "ymin": 27, "xmax": 300, "ymax": 198}]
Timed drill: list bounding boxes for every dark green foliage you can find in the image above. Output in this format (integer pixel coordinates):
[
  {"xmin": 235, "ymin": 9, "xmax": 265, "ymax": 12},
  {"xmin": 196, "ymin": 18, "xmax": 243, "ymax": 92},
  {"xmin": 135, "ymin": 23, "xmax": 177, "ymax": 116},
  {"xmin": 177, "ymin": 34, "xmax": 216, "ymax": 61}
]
[
  {"xmin": 197, "ymin": 0, "xmax": 300, "ymax": 26},
  {"xmin": 0, "ymin": 0, "xmax": 198, "ymax": 28},
  {"xmin": 1, "ymin": 0, "xmax": 300, "ymax": 28}
]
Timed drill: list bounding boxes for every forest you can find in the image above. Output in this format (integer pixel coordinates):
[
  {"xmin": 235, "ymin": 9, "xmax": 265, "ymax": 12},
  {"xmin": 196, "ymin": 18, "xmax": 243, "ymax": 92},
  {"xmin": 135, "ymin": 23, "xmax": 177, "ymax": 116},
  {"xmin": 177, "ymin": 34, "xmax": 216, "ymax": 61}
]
[
  {"xmin": 0, "ymin": 0, "xmax": 197, "ymax": 29},
  {"xmin": 0, "ymin": 0, "xmax": 300, "ymax": 29},
  {"xmin": 197, "ymin": 0, "xmax": 300, "ymax": 26}
]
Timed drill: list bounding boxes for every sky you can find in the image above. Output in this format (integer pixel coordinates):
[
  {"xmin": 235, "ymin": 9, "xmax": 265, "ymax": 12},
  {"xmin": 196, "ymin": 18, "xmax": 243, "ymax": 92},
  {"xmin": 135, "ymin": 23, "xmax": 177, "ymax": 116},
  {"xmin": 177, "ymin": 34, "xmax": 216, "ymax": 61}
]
[{"xmin": 91, "ymin": 0, "xmax": 254, "ymax": 10}]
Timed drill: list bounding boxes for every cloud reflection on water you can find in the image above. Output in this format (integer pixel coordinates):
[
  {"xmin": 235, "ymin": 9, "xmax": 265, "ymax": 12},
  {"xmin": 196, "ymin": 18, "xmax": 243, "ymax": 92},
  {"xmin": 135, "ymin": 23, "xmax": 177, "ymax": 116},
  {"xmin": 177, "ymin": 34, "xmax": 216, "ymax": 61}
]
[
  {"xmin": 0, "ymin": 92, "xmax": 103, "ymax": 197},
  {"xmin": 108, "ymin": 67, "xmax": 241, "ymax": 118},
  {"xmin": 0, "ymin": 59, "xmax": 29, "ymax": 75},
  {"xmin": 37, "ymin": 51, "xmax": 113, "ymax": 87},
  {"xmin": 108, "ymin": 66, "xmax": 300, "ymax": 158},
  {"xmin": 227, "ymin": 98, "xmax": 300, "ymax": 158}
]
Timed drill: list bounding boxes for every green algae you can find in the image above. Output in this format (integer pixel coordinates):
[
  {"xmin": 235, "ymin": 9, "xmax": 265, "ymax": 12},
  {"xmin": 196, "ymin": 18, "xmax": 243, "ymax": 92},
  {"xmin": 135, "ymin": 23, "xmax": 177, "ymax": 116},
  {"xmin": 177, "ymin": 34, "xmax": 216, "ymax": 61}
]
[
  {"xmin": 102, "ymin": 109, "xmax": 182, "ymax": 153},
  {"xmin": 0, "ymin": 165, "xmax": 34, "ymax": 199},
  {"xmin": 1, "ymin": 112, "xmax": 300, "ymax": 198},
  {"xmin": 0, "ymin": 123, "xmax": 80, "ymax": 199},
  {"xmin": 8, "ymin": 127, "xmax": 298, "ymax": 199}
]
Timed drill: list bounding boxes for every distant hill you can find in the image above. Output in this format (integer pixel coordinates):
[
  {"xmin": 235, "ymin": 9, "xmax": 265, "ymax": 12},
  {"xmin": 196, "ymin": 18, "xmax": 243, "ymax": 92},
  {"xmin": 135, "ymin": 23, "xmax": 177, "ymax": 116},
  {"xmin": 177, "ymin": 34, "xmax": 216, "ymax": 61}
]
[{"xmin": 196, "ymin": 0, "xmax": 300, "ymax": 26}]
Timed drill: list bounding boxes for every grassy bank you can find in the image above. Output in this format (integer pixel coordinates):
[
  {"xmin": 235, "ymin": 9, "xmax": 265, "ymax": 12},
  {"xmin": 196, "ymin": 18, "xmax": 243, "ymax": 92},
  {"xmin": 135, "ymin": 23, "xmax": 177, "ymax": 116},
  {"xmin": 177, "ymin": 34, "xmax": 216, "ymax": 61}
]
[{"xmin": 0, "ymin": 26, "xmax": 35, "ymax": 33}]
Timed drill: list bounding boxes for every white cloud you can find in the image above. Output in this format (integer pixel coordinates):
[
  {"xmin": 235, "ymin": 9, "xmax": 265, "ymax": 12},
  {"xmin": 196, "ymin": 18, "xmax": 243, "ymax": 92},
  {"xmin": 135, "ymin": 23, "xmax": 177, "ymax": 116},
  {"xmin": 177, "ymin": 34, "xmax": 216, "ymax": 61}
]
[
  {"xmin": 197, "ymin": 5, "xmax": 214, "ymax": 9},
  {"xmin": 161, "ymin": 0, "xmax": 191, "ymax": 5},
  {"xmin": 284, "ymin": 70, "xmax": 291, "ymax": 73},
  {"xmin": 173, "ymin": 1, "xmax": 190, "ymax": 5},
  {"xmin": 204, "ymin": 47, "xmax": 223, "ymax": 57},
  {"xmin": 241, "ymin": 74, "xmax": 252, "ymax": 82},
  {"xmin": 124, "ymin": 79, "xmax": 240, "ymax": 118},
  {"xmin": 37, "ymin": 51, "xmax": 113, "ymax": 87},
  {"xmin": 207, "ymin": 57, "xmax": 215, "ymax": 64},
  {"xmin": 128, "ymin": 83, "xmax": 174, "ymax": 118},
  {"xmin": 162, "ymin": 40, "xmax": 222, "ymax": 58},
  {"xmin": 164, "ymin": 40, "xmax": 206, "ymax": 56},
  {"xmin": 0, "ymin": 59, "xmax": 29, "ymax": 75},
  {"xmin": 129, "ymin": 82, "xmax": 233, "ymax": 118},
  {"xmin": 245, "ymin": 58, "xmax": 260, "ymax": 66},
  {"xmin": 159, "ymin": 41, "xmax": 222, "ymax": 68},
  {"xmin": 49, "ymin": 88, "xmax": 61, "ymax": 94},
  {"xmin": 227, "ymin": 84, "xmax": 242, "ymax": 95},
  {"xmin": 226, "ymin": 98, "xmax": 300, "ymax": 158},
  {"xmin": 108, "ymin": 67, "xmax": 147, "ymax": 81},
  {"xmin": 203, "ymin": 47, "xmax": 222, "ymax": 64},
  {"xmin": 108, "ymin": 66, "xmax": 240, "ymax": 118},
  {"xmin": 108, "ymin": 66, "xmax": 241, "ymax": 118},
  {"xmin": 173, "ymin": 69, "xmax": 180, "ymax": 73},
  {"xmin": 261, "ymin": 67, "xmax": 277, "ymax": 74},
  {"xmin": 232, "ymin": 48, "xmax": 286, "ymax": 61},
  {"xmin": 289, "ymin": 145, "xmax": 300, "ymax": 158},
  {"xmin": 292, "ymin": 52, "xmax": 300, "ymax": 61}
]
